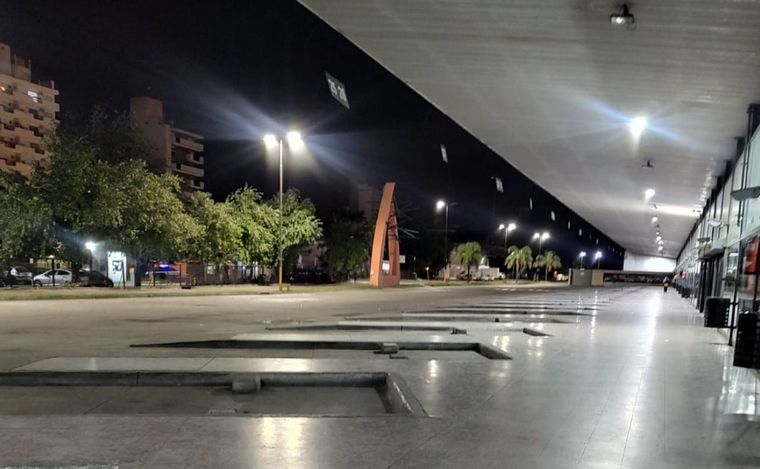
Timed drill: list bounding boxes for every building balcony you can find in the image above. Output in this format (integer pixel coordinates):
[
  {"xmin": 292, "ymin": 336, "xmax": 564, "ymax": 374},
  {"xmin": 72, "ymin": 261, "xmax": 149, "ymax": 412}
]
[
  {"xmin": 173, "ymin": 163, "xmax": 204, "ymax": 178},
  {"xmin": 185, "ymin": 153, "xmax": 204, "ymax": 165},
  {"xmin": 173, "ymin": 135, "xmax": 203, "ymax": 152},
  {"xmin": 189, "ymin": 179, "xmax": 205, "ymax": 190}
]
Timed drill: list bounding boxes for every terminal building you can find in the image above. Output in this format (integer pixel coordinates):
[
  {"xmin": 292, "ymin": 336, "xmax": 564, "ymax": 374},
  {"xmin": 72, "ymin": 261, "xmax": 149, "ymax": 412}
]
[{"xmin": 0, "ymin": 42, "xmax": 59, "ymax": 178}]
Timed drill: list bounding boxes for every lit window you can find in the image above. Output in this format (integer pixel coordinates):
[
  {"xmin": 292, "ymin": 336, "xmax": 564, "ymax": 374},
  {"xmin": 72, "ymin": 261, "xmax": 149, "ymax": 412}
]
[{"xmin": 27, "ymin": 90, "xmax": 41, "ymax": 103}]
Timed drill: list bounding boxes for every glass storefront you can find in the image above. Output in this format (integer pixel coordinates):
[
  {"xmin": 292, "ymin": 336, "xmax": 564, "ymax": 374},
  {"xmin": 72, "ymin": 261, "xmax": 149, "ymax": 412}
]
[{"xmin": 676, "ymin": 124, "xmax": 760, "ymax": 321}]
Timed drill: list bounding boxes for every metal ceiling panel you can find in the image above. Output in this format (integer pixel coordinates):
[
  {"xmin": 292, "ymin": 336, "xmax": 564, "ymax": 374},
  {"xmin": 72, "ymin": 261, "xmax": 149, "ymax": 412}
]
[{"xmin": 300, "ymin": 0, "xmax": 760, "ymax": 256}]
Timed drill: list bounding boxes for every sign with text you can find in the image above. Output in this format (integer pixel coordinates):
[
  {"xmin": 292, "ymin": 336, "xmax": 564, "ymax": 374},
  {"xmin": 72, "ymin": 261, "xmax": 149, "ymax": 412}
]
[{"xmin": 325, "ymin": 72, "xmax": 350, "ymax": 109}]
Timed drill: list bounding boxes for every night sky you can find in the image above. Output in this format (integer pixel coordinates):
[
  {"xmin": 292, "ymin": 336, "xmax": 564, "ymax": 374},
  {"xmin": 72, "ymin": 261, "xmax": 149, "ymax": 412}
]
[{"xmin": 2, "ymin": 0, "xmax": 625, "ymax": 270}]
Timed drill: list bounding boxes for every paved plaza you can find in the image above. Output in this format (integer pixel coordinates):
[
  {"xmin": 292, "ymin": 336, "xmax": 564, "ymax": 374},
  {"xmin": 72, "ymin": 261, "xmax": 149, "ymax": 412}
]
[{"xmin": 0, "ymin": 285, "xmax": 758, "ymax": 468}]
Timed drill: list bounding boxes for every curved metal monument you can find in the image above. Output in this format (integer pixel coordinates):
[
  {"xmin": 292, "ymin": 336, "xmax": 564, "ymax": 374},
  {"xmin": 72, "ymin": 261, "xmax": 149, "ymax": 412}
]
[{"xmin": 369, "ymin": 182, "xmax": 401, "ymax": 287}]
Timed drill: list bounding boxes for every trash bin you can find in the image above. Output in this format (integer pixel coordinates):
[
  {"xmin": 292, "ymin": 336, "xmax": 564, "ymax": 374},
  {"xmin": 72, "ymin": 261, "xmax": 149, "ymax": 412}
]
[
  {"xmin": 734, "ymin": 312, "xmax": 760, "ymax": 369},
  {"xmin": 704, "ymin": 297, "xmax": 730, "ymax": 328}
]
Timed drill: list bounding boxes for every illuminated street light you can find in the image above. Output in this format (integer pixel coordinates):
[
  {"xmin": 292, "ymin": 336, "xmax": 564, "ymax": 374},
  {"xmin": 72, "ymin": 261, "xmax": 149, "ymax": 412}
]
[
  {"xmin": 263, "ymin": 133, "xmax": 278, "ymax": 149},
  {"xmin": 532, "ymin": 231, "xmax": 550, "ymax": 255},
  {"xmin": 594, "ymin": 250, "xmax": 602, "ymax": 269},
  {"xmin": 263, "ymin": 130, "xmax": 306, "ymax": 292},
  {"xmin": 84, "ymin": 240, "xmax": 96, "ymax": 273},
  {"xmin": 498, "ymin": 222, "xmax": 517, "ymax": 257},
  {"xmin": 286, "ymin": 131, "xmax": 304, "ymax": 151},
  {"xmin": 579, "ymin": 251, "xmax": 587, "ymax": 269}
]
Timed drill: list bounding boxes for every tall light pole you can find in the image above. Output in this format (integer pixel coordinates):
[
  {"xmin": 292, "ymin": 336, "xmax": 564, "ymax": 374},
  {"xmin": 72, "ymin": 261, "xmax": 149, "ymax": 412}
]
[
  {"xmin": 436, "ymin": 200, "xmax": 452, "ymax": 279},
  {"xmin": 579, "ymin": 251, "xmax": 587, "ymax": 269},
  {"xmin": 498, "ymin": 222, "xmax": 517, "ymax": 256},
  {"xmin": 532, "ymin": 231, "xmax": 550, "ymax": 255},
  {"xmin": 594, "ymin": 250, "xmax": 602, "ymax": 269},
  {"xmin": 264, "ymin": 131, "xmax": 304, "ymax": 292}
]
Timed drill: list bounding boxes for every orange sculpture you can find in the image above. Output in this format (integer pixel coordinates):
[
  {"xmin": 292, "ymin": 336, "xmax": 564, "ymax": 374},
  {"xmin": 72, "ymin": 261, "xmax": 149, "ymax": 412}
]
[{"xmin": 369, "ymin": 182, "xmax": 401, "ymax": 287}]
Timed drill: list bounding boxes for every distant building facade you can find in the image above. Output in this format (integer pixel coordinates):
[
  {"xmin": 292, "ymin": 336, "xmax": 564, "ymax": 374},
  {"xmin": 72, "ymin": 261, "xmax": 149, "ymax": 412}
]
[
  {"xmin": 350, "ymin": 182, "xmax": 381, "ymax": 221},
  {"xmin": 0, "ymin": 43, "xmax": 59, "ymax": 178},
  {"xmin": 129, "ymin": 97, "xmax": 204, "ymax": 193}
]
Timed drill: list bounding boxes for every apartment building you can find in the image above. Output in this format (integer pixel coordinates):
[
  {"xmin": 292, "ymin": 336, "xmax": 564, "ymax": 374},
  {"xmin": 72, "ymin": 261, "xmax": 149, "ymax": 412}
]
[
  {"xmin": 129, "ymin": 96, "xmax": 204, "ymax": 193},
  {"xmin": 0, "ymin": 43, "xmax": 59, "ymax": 178}
]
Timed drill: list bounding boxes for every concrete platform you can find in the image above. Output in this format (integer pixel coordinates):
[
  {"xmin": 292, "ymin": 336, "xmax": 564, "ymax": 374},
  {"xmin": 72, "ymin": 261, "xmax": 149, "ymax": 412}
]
[{"xmin": 0, "ymin": 287, "xmax": 758, "ymax": 468}]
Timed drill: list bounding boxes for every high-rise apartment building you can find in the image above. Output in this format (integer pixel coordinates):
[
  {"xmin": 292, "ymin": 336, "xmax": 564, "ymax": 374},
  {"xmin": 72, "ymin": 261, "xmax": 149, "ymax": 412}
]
[
  {"xmin": 0, "ymin": 43, "xmax": 59, "ymax": 178},
  {"xmin": 129, "ymin": 97, "xmax": 204, "ymax": 193}
]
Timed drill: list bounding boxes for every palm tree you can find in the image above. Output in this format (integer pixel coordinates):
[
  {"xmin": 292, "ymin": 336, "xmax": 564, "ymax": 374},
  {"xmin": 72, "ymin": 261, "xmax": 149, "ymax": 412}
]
[
  {"xmin": 455, "ymin": 241, "xmax": 482, "ymax": 282},
  {"xmin": 534, "ymin": 250, "xmax": 562, "ymax": 281},
  {"xmin": 505, "ymin": 245, "xmax": 533, "ymax": 283}
]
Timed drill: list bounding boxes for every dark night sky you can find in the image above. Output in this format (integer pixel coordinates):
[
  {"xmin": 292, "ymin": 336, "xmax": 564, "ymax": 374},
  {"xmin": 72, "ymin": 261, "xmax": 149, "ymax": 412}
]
[{"xmin": 1, "ymin": 0, "xmax": 625, "ymax": 269}]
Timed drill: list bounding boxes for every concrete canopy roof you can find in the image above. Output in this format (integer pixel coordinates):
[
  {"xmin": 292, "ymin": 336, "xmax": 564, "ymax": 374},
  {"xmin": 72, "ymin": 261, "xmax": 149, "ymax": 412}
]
[{"xmin": 299, "ymin": 0, "xmax": 760, "ymax": 257}]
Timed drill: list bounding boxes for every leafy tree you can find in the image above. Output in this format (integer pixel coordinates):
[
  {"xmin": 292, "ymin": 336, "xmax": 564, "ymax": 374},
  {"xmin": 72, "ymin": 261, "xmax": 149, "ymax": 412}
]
[
  {"xmin": 185, "ymin": 192, "xmax": 240, "ymax": 282},
  {"xmin": 534, "ymin": 250, "xmax": 562, "ymax": 281},
  {"xmin": 267, "ymin": 189, "xmax": 322, "ymax": 269},
  {"xmin": 455, "ymin": 241, "xmax": 483, "ymax": 282},
  {"xmin": 506, "ymin": 245, "xmax": 533, "ymax": 283},
  {"xmin": 324, "ymin": 214, "xmax": 371, "ymax": 281},
  {"xmin": 0, "ymin": 173, "xmax": 53, "ymax": 260},
  {"xmin": 227, "ymin": 186, "xmax": 278, "ymax": 276},
  {"xmin": 35, "ymin": 134, "xmax": 197, "ymax": 262}
]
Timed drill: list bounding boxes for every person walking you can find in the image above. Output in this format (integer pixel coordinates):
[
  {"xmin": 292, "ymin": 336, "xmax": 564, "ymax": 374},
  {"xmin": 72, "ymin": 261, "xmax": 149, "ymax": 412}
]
[{"xmin": 662, "ymin": 275, "xmax": 670, "ymax": 293}]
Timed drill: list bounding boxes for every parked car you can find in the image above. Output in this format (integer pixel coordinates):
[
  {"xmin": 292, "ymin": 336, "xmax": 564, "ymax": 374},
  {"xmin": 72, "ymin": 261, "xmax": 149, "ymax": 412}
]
[
  {"xmin": 0, "ymin": 266, "xmax": 34, "ymax": 287},
  {"xmin": 33, "ymin": 269, "xmax": 73, "ymax": 287},
  {"xmin": 77, "ymin": 270, "xmax": 114, "ymax": 287}
]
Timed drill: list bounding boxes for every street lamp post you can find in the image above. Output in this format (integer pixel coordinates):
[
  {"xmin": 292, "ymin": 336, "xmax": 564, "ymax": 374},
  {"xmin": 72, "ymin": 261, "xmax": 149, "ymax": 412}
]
[
  {"xmin": 594, "ymin": 250, "xmax": 603, "ymax": 269},
  {"xmin": 436, "ymin": 200, "xmax": 449, "ymax": 276},
  {"xmin": 579, "ymin": 251, "xmax": 587, "ymax": 269},
  {"xmin": 532, "ymin": 231, "xmax": 550, "ymax": 255},
  {"xmin": 498, "ymin": 222, "xmax": 517, "ymax": 256},
  {"xmin": 264, "ymin": 131, "xmax": 304, "ymax": 292}
]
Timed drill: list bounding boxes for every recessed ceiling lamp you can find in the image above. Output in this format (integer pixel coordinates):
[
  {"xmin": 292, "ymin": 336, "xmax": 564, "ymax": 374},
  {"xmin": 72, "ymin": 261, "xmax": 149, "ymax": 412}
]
[
  {"xmin": 610, "ymin": 4, "xmax": 636, "ymax": 29},
  {"xmin": 629, "ymin": 116, "xmax": 648, "ymax": 138},
  {"xmin": 651, "ymin": 216, "xmax": 658, "ymax": 223},
  {"xmin": 644, "ymin": 188, "xmax": 655, "ymax": 201}
]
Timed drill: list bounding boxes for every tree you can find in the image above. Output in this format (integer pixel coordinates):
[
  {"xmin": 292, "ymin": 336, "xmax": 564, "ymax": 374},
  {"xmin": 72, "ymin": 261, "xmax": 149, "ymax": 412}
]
[
  {"xmin": 0, "ymin": 173, "xmax": 53, "ymax": 260},
  {"xmin": 226, "ymin": 186, "xmax": 278, "ymax": 277},
  {"xmin": 324, "ymin": 214, "xmax": 371, "ymax": 281},
  {"xmin": 534, "ymin": 250, "xmax": 562, "ymax": 281},
  {"xmin": 455, "ymin": 241, "xmax": 482, "ymax": 282},
  {"xmin": 267, "ymin": 189, "xmax": 322, "ymax": 270},
  {"xmin": 35, "ymin": 135, "xmax": 198, "ymax": 263},
  {"xmin": 185, "ymin": 192, "xmax": 241, "ymax": 282},
  {"xmin": 505, "ymin": 245, "xmax": 533, "ymax": 283}
]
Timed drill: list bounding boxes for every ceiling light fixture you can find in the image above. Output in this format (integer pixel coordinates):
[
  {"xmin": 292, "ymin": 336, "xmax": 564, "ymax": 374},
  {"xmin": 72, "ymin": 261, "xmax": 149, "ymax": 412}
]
[
  {"xmin": 629, "ymin": 116, "xmax": 648, "ymax": 138},
  {"xmin": 641, "ymin": 160, "xmax": 654, "ymax": 169},
  {"xmin": 644, "ymin": 188, "xmax": 655, "ymax": 201},
  {"xmin": 610, "ymin": 4, "xmax": 636, "ymax": 29},
  {"xmin": 651, "ymin": 216, "xmax": 658, "ymax": 223}
]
